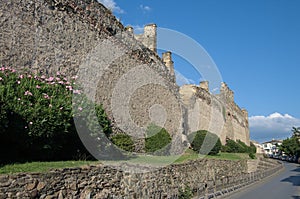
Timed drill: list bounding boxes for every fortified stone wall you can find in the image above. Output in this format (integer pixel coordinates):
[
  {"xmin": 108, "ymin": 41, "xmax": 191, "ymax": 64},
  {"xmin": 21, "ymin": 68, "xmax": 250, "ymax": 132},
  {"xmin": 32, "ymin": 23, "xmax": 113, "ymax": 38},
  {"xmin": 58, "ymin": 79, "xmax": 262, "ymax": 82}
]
[
  {"xmin": 180, "ymin": 82, "xmax": 250, "ymax": 145},
  {"xmin": 0, "ymin": 0, "xmax": 184, "ymax": 153},
  {"xmin": 130, "ymin": 24, "xmax": 250, "ymax": 145},
  {"xmin": 0, "ymin": 0, "xmax": 249, "ymax": 150}
]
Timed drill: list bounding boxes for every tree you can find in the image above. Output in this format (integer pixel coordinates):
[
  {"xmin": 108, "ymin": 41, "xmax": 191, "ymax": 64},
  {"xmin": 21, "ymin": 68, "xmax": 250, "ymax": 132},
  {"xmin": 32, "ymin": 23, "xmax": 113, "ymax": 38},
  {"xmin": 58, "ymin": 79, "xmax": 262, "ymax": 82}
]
[
  {"xmin": 280, "ymin": 137, "xmax": 300, "ymax": 156},
  {"xmin": 292, "ymin": 127, "xmax": 300, "ymax": 138}
]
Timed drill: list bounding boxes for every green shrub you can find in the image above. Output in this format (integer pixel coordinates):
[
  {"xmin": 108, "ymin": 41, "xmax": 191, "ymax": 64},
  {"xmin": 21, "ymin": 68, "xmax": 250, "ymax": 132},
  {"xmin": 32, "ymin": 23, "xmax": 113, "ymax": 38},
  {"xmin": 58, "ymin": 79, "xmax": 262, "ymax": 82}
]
[
  {"xmin": 189, "ymin": 130, "xmax": 221, "ymax": 155},
  {"xmin": 249, "ymin": 142, "xmax": 257, "ymax": 154},
  {"xmin": 222, "ymin": 139, "xmax": 255, "ymax": 154},
  {"xmin": 249, "ymin": 153, "xmax": 256, "ymax": 159},
  {"xmin": 111, "ymin": 134, "xmax": 134, "ymax": 152},
  {"xmin": 178, "ymin": 186, "xmax": 193, "ymax": 199},
  {"xmin": 145, "ymin": 124, "xmax": 171, "ymax": 154}
]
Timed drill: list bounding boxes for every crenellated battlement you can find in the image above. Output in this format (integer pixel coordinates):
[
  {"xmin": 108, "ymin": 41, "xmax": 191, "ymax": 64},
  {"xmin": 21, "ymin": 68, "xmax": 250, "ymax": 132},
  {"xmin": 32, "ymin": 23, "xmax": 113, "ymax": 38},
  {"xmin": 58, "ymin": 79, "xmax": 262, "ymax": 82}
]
[
  {"xmin": 220, "ymin": 82, "xmax": 234, "ymax": 102},
  {"xmin": 128, "ymin": 24, "xmax": 157, "ymax": 53}
]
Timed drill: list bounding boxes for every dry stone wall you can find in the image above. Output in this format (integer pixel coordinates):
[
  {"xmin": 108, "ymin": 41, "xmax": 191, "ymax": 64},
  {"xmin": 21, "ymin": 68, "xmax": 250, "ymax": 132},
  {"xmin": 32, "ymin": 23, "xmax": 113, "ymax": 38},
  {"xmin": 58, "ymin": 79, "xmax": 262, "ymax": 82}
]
[{"xmin": 0, "ymin": 158, "xmax": 283, "ymax": 199}]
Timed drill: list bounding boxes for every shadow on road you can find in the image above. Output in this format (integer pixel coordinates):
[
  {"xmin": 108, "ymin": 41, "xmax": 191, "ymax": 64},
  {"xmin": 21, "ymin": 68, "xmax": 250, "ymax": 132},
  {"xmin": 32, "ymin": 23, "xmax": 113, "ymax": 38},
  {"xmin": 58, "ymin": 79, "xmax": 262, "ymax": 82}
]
[
  {"xmin": 292, "ymin": 196, "xmax": 300, "ymax": 199},
  {"xmin": 292, "ymin": 166, "xmax": 300, "ymax": 173},
  {"xmin": 281, "ymin": 164, "xmax": 300, "ymax": 187}
]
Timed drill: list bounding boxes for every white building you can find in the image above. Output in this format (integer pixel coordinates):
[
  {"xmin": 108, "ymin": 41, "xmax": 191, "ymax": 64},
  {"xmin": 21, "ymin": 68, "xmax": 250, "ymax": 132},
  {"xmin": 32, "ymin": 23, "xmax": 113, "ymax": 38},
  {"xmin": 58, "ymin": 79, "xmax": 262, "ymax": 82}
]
[{"xmin": 262, "ymin": 139, "xmax": 282, "ymax": 157}]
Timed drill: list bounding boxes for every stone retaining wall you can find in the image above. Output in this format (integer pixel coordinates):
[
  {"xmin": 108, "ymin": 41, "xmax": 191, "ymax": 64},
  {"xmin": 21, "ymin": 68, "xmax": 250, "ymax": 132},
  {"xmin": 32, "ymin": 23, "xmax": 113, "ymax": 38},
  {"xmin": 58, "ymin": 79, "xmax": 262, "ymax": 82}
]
[{"xmin": 0, "ymin": 158, "xmax": 282, "ymax": 199}]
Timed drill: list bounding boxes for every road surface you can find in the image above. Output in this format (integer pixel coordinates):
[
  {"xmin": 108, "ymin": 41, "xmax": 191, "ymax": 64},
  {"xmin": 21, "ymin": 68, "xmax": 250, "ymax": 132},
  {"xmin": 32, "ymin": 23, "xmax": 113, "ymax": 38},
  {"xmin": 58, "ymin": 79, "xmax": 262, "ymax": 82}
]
[{"xmin": 225, "ymin": 162, "xmax": 300, "ymax": 199}]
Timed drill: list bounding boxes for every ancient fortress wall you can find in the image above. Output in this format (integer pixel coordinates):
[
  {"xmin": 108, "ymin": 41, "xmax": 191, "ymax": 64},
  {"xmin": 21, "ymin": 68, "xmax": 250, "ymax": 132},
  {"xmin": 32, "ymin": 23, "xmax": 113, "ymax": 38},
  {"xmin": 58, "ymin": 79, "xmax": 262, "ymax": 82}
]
[
  {"xmin": 180, "ymin": 82, "xmax": 250, "ymax": 145},
  {"xmin": 0, "ymin": 0, "xmax": 184, "ymax": 152},
  {"xmin": 132, "ymin": 25, "xmax": 250, "ymax": 145},
  {"xmin": 0, "ymin": 0, "xmax": 249, "ymax": 150}
]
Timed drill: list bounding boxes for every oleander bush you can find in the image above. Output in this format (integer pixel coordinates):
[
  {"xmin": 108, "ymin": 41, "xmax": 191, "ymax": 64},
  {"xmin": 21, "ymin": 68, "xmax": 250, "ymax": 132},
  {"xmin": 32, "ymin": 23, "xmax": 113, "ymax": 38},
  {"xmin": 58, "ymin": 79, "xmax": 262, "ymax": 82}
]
[{"xmin": 0, "ymin": 67, "xmax": 112, "ymax": 163}]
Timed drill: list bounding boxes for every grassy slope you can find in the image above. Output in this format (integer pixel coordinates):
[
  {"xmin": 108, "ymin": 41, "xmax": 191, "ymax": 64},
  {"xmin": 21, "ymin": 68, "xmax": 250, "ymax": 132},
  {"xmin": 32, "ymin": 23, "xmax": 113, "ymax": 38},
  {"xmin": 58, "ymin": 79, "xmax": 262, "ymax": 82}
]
[
  {"xmin": 0, "ymin": 161, "xmax": 98, "ymax": 174},
  {"xmin": 0, "ymin": 151, "xmax": 251, "ymax": 174}
]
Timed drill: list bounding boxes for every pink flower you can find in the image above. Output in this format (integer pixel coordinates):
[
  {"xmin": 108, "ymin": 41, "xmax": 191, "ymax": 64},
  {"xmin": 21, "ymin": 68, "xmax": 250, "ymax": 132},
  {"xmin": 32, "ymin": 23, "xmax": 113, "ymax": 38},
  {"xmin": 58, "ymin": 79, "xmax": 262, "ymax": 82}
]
[
  {"xmin": 71, "ymin": 75, "xmax": 78, "ymax": 80},
  {"xmin": 49, "ymin": 104, "xmax": 52, "ymax": 108},
  {"xmin": 19, "ymin": 74, "xmax": 24, "ymax": 79},
  {"xmin": 17, "ymin": 81, "xmax": 21, "ymax": 84},
  {"xmin": 66, "ymin": 85, "xmax": 73, "ymax": 91},
  {"xmin": 36, "ymin": 85, "xmax": 41, "ymax": 89},
  {"xmin": 78, "ymin": 107, "xmax": 83, "ymax": 111},
  {"xmin": 41, "ymin": 75, "xmax": 46, "ymax": 79},
  {"xmin": 24, "ymin": 91, "xmax": 33, "ymax": 96},
  {"xmin": 47, "ymin": 77, "xmax": 54, "ymax": 82},
  {"xmin": 17, "ymin": 98, "xmax": 21, "ymax": 101},
  {"xmin": 56, "ymin": 77, "xmax": 61, "ymax": 81},
  {"xmin": 0, "ymin": 67, "xmax": 4, "ymax": 71},
  {"xmin": 73, "ymin": 90, "xmax": 81, "ymax": 94},
  {"xmin": 29, "ymin": 121, "xmax": 33, "ymax": 125},
  {"xmin": 25, "ymin": 126, "xmax": 27, "ymax": 129},
  {"xmin": 0, "ymin": 77, "xmax": 2, "ymax": 81},
  {"xmin": 56, "ymin": 71, "xmax": 61, "ymax": 76},
  {"xmin": 59, "ymin": 107, "xmax": 64, "ymax": 110},
  {"xmin": 43, "ymin": 93, "xmax": 50, "ymax": 99},
  {"xmin": 11, "ymin": 69, "xmax": 16, "ymax": 73},
  {"xmin": 58, "ymin": 81, "xmax": 64, "ymax": 84},
  {"xmin": 27, "ymin": 74, "xmax": 32, "ymax": 78}
]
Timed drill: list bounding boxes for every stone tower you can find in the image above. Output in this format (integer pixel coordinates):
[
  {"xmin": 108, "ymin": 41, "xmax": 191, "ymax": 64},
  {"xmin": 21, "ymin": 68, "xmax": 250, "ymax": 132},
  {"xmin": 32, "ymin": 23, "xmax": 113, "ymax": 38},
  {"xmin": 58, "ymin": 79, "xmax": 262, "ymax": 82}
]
[
  {"xmin": 134, "ymin": 24, "xmax": 157, "ymax": 53},
  {"xmin": 199, "ymin": 81, "xmax": 209, "ymax": 92},
  {"xmin": 162, "ymin": 51, "xmax": 175, "ymax": 77}
]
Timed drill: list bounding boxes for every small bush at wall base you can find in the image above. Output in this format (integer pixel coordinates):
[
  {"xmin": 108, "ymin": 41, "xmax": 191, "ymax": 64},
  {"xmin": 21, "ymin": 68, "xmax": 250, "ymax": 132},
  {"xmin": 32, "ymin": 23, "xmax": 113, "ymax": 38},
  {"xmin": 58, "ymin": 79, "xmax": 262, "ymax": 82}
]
[
  {"xmin": 222, "ymin": 139, "xmax": 256, "ymax": 154},
  {"xmin": 111, "ymin": 134, "xmax": 135, "ymax": 152},
  {"xmin": 178, "ymin": 186, "xmax": 193, "ymax": 199},
  {"xmin": 145, "ymin": 124, "xmax": 172, "ymax": 154},
  {"xmin": 249, "ymin": 153, "xmax": 256, "ymax": 159},
  {"xmin": 188, "ymin": 130, "xmax": 221, "ymax": 155}
]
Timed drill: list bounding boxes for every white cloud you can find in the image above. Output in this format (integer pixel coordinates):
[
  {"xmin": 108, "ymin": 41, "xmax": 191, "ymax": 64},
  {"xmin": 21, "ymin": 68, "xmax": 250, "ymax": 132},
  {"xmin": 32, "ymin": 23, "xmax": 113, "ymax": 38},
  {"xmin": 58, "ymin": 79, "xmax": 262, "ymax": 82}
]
[
  {"xmin": 98, "ymin": 0, "xmax": 124, "ymax": 14},
  {"xmin": 249, "ymin": 112, "xmax": 300, "ymax": 143},
  {"xmin": 140, "ymin": 5, "xmax": 151, "ymax": 12}
]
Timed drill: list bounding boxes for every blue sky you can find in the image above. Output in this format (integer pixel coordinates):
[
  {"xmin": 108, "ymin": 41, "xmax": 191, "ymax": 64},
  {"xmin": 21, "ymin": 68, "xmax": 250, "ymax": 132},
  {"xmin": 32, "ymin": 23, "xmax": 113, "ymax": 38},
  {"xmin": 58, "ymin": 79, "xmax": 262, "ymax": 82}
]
[{"xmin": 99, "ymin": 0, "xmax": 300, "ymax": 143}]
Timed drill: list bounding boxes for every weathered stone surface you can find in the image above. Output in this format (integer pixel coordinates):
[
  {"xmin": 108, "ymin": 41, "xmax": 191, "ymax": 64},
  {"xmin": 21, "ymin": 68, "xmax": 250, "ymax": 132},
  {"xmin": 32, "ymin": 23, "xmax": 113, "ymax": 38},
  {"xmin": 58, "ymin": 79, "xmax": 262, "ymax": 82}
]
[
  {"xmin": 37, "ymin": 181, "xmax": 46, "ymax": 191},
  {"xmin": 0, "ymin": 158, "xmax": 282, "ymax": 198},
  {"xmin": 0, "ymin": 0, "xmax": 185, "ymax": 153}
]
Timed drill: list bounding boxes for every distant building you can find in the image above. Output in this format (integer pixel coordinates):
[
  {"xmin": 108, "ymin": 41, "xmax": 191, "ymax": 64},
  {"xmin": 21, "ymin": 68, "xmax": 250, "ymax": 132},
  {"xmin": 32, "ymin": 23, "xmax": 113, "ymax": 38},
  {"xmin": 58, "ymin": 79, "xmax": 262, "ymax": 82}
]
[
  {"xmin": 262, "ymin": 139, "xmax": 283, "ymax": 156},
  {"xmin": 251, "ymin": 140, "xmax": 264, "ymax": 154}
]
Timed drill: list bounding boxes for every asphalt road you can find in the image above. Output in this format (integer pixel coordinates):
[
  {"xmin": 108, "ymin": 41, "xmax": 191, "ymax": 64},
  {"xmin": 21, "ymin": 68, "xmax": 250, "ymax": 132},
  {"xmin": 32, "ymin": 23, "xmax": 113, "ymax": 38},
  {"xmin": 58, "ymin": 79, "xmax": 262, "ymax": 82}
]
[{"xmin": 225, "ymin": 162, "xmax": 300, "ymax": 199}]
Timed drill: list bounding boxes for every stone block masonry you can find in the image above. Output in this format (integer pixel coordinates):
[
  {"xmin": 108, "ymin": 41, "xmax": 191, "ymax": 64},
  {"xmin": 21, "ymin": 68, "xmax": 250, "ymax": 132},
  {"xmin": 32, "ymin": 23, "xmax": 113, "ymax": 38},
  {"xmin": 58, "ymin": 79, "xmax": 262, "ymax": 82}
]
[
  {"xmin": 180, "ymin": 82, "xmax": 250, "ymax": 145},
  {"xmin": 0, "ymin": 0, "xmax": 250, "ymax": 153},
  {"xmin": 0, "ymin": 0, "xmax": 185, "ymax": 153},
  {"xmin": 0, "ymin": 158, "xmax": 282, "ymax": 198}
]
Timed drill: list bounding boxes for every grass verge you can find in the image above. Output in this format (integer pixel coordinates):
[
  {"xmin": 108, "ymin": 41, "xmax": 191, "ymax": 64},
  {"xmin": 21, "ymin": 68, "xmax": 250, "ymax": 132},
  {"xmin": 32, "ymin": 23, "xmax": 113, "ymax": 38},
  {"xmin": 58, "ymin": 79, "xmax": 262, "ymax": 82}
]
[
  {"xmin": 0, "ymin": 152, "xmax": 251, "ymax": 174},
  {"xmin": 0, "ymin": 161, "xmax": 98, "ymax": 174}
]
